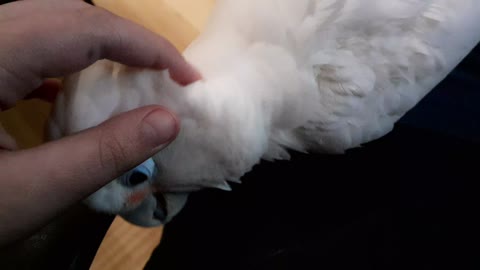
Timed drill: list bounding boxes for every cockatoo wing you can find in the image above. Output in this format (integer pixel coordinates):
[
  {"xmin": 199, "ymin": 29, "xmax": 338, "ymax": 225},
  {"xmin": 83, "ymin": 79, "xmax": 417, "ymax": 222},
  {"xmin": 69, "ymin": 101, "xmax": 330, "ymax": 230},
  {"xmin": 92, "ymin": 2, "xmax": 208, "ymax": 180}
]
[{"xmin": 260, "ymin": 0, "xmax": 480, "ymax": 155}]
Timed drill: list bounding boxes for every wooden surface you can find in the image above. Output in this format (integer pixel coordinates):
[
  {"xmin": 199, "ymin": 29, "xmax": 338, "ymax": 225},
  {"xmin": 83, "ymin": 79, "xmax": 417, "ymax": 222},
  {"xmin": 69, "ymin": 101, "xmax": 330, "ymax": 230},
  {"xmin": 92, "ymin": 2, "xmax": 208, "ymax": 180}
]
[
  {"xmin": 0, "ymin": 0, "xmax": 215, "ymax": 269},
  {"xmin": 96, "ymin": 0, "xmax": 215, "ymax": 51},
  {"xmin": 90, "ymin": 217, "xmax": 164, "ymax": 270},
  {"xmin": 0, "ymin": 100, "xmax": 51, "ymax": 149}
]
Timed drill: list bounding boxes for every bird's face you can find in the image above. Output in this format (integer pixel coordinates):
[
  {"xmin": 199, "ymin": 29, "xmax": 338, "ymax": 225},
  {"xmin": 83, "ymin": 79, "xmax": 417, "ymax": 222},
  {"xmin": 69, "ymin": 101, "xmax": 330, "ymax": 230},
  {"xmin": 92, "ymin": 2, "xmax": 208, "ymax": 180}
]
[
  {"xmin": 84, "ymin": 117, "xmax": 236, "ymax": 227},
  {"xmin": 67, "ymin": 69, "xmax": 259, "ymax": 227},
  {"xmin": 83, "ymin": 158, "xmax": 190, "ymax": 227}
]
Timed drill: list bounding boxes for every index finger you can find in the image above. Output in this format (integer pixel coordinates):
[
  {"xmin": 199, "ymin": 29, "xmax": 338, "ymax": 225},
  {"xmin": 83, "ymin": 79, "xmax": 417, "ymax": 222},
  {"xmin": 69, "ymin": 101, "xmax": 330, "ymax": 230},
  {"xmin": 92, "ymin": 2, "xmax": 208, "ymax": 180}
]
[{"xmin": 0, "ymin": 1, "xmax": 201, "ymax": 106}]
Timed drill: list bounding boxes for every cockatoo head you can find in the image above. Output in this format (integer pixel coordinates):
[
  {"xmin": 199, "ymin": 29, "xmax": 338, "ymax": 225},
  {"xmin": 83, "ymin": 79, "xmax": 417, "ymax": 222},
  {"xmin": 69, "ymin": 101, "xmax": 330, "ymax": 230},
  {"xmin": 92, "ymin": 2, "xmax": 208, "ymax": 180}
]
[
  {"xmin": 82, "ymin": 110, "xmax": 242, "ymax": 227},
  {"xmin": 82, "ymin": 158, "xmax": 191, "ymax": 227},
  {"xmin": 49, "ymin": 63, "xmax": 264, "ymax": 227}
]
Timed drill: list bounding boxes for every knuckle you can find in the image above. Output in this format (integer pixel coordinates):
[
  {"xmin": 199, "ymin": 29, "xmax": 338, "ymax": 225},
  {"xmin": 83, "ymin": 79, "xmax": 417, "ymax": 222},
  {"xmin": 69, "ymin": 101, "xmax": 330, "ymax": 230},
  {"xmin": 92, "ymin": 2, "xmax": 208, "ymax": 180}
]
[
  {"xmin": 81, "ymin": 8, "xmax": 127, "ymax": 58},
  {"xmin": 79, "ymin": 7, "xmax": 121, "ymax": 38}
]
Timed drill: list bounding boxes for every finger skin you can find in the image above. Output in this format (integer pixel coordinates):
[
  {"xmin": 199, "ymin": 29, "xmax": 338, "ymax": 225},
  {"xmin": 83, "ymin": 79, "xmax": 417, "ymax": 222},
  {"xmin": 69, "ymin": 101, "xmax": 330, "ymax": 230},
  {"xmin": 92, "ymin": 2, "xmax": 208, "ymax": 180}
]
[
  {"xmin": 0, "ymin": 0, "xmax": 201, "ymax": 108},
  {"xmin": 0, "ymin": 106, "xmax": 179, "ymax": 245}
]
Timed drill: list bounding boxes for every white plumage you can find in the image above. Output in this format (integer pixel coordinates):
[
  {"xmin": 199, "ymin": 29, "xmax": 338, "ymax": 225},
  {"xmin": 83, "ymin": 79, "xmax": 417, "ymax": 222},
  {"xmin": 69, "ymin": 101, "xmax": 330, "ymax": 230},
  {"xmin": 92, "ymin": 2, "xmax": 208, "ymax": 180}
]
[{"xmin": 49, "ymin": 0, "xmax": 480, "ymax": 226}]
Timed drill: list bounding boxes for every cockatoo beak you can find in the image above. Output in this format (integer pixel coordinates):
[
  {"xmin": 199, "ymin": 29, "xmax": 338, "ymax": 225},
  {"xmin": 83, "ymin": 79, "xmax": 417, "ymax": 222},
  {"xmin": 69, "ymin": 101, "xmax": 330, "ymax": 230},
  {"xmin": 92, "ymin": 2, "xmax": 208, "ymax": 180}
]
[
  {"xmin": 120, "ymin": 191, "xmax": 190, "ymax": 227},
  {"xmin": 153, "ymin": 192, "xmax": 168, "ymax": 223}
]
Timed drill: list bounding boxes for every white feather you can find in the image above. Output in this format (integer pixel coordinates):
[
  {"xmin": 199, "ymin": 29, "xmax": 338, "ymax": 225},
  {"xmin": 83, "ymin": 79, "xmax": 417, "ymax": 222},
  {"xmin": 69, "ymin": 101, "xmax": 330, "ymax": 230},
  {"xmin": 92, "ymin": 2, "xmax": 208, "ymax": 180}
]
[{"xmin": 49, "ymin": 0, "xmax": 480, "ymax": 226}]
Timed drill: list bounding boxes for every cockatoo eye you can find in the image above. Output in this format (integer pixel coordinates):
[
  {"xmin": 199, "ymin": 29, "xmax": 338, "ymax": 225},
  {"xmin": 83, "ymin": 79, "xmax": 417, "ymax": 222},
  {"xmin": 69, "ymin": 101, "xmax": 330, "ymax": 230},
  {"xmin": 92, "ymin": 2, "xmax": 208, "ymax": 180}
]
[
  {"xmin": 120, "ymin": 159, "xmax": 156, "ymax": 187},
  {"xmin": 127, "ymin": 171, "xmax": 149, "ymax": 186}
]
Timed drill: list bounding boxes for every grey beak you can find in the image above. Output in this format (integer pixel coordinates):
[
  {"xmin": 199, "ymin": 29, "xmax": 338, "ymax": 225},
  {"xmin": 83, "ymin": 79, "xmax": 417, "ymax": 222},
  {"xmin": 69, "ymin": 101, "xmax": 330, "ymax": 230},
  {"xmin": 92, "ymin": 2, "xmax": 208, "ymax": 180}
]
[{"xmin": 153, "ymin": 193, "xmax": 168, "ymax": 223}]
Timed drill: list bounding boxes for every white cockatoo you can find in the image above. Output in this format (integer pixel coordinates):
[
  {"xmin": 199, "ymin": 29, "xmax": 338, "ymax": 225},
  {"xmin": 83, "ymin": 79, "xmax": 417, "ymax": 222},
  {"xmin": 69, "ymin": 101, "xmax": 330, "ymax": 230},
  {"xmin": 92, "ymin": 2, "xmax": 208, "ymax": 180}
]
[{"xmin": 48, "ymin": 0, "xmax": 480, "ymax": 227}]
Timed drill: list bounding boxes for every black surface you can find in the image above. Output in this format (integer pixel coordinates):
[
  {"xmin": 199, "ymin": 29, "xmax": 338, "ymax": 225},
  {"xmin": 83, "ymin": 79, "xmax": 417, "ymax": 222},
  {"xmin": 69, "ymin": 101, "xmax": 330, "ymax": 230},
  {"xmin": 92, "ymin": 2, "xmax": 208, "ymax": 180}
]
[
  {"xmin": 146, "ymin": 45, "xmax": 480, "ymax": 270},
  {"xmin": 147, "ymin": 127, "xmax": 480, "ymax": 270}
]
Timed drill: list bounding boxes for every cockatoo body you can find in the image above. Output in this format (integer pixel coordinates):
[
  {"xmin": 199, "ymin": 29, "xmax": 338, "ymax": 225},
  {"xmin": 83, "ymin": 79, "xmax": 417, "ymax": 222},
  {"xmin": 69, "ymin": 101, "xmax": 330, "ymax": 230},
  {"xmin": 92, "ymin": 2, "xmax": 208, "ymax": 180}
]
[{"xmin": 49, "ymin": 0, "xmax": 480, "ymax": 226}]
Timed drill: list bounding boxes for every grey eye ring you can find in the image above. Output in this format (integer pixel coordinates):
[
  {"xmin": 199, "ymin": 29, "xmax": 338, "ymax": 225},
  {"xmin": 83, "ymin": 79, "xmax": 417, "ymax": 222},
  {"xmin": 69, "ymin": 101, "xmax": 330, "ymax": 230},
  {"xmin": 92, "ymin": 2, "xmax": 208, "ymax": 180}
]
[{"xmin": 119, "ymin": 158, "xmax": 157, "ymax": 187}]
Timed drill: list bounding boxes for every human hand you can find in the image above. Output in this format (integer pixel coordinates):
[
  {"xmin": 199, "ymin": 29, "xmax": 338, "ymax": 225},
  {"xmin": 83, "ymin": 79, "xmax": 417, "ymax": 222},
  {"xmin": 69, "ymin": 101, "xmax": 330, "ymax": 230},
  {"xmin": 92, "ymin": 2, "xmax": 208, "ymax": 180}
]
[{"xmin": 0, "ymin": 0, "xmax": 200, "ymax": 246}]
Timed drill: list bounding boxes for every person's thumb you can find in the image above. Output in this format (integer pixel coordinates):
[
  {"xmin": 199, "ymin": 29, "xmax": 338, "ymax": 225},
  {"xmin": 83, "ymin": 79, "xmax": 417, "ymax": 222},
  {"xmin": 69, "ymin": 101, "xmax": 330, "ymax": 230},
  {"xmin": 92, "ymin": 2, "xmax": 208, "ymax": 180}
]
[{"xmin": 0, "ymin": 105, "xmax": 178, "ymax": 244}]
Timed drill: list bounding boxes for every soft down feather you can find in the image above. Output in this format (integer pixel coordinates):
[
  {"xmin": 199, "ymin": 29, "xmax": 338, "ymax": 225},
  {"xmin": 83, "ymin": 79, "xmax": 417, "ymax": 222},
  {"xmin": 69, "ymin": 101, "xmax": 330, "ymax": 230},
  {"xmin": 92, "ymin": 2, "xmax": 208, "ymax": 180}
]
[{"xmin": 49, "ymin": 0, "xmax": 480, "ymax": 226}]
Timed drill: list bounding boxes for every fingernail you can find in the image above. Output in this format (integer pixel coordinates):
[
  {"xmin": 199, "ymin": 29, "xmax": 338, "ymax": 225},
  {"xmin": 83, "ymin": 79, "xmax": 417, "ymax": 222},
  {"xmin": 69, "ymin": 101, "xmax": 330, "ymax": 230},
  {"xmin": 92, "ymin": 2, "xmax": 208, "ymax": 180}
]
[{"xmin": 142, "ymin": 109, "xmax": 178, "ymax": 150}]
